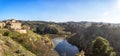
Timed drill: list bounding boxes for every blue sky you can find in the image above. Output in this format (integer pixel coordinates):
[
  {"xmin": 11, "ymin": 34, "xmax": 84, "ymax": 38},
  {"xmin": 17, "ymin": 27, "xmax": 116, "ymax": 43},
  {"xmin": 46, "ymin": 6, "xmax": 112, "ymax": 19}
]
[{"xmin": 0, "ymin": 0, "xmax": 120, "ymax": 23}]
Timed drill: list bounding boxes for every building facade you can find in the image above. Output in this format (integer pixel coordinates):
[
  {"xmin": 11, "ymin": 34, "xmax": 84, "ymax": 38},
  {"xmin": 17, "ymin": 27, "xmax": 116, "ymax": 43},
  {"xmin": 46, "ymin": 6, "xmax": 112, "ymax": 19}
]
[
  {"xmin": 1, "ymin": 19, "xmax": 27, "ymax": 34},
  {"xmin": 9, "ymin": 22, "xmax": 22, "ymax": 30}
]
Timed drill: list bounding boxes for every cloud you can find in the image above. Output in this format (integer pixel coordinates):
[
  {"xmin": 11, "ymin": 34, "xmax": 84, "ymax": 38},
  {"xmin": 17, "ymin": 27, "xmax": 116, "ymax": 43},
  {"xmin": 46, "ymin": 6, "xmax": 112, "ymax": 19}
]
[
  {"xmin": 116, "ymin": 0, "xmax": 120, "ymax": 9},
  {"xmin": 103, "ymin": 12, "xmax": 109, "ymax": 16}
]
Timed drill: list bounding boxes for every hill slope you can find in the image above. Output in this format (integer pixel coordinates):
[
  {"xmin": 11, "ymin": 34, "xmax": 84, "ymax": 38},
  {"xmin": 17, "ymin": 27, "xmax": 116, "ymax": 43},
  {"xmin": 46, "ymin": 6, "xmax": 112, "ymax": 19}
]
[
  {"xmin": 59, "ymin": 22, "xmax": 120, "ymax": 56},
  {"xmin": 0, "ymin": 29, "xmax": 58, "ymax": 56},
  {"xmin": 0, "ymin": 35, "xmax": 36, "ymax": 56}
]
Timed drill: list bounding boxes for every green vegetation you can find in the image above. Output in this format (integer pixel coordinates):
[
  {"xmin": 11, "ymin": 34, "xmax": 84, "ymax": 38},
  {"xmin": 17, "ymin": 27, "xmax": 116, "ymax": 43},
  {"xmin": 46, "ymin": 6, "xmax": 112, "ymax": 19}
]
[
  {"xmin": 21, "ymin": 21, "xmax": 70, "ymax": 39},
  {"xmin": 0, "ymin": 29, "xmax": 58, "ymax": 56},
  {"xmin": 0, "ymin": 34, "xmax": 36, "ymax": 56},
  {"xmin": 21, "ymin": 21, "xmax": 64, "ymax": 34},
  {"xmin": 64, "ymin": 22, "xmax": 120, "ymax": 56},
  {"xmin": 2, "ymin": 20, "xmax": 119, "ymax": 56},
  {"xmin": 0, "ymin": 21, "xmax": 70, "ymax": 56},
  {"xmin": 36, "ymin": 25, "xmax": 58, "ymax": 34},
  {"xmin": 92, "ymin": 36, "xmax": 116, "ymax": 56}
]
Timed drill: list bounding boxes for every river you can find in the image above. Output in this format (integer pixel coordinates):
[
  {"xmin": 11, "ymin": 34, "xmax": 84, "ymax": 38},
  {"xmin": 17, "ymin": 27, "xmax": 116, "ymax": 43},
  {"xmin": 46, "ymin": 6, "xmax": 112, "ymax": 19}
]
[{"xmin": 52, "ymin": 38, "xmax": 79, "ymax": 56}]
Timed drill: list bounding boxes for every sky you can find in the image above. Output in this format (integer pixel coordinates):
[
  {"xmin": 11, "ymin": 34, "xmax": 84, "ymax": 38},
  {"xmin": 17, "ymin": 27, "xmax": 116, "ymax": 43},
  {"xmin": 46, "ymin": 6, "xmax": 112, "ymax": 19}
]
[{"xmin": 0, "ymin": 0, "xmax": 120, "ymax": 23}]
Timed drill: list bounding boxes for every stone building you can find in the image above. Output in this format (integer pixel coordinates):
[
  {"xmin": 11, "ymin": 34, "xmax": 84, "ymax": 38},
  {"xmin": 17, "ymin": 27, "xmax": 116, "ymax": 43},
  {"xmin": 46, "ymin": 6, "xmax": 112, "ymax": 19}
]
[
  {"xmin": 6, "ymin": 19, "xmax": 22, "ymax": 30},
  {"xmin": 7, "ymin": 22, "xmax": 22, "ymax": 30},
  {"xmin": 1, "ymin": 19, "xmax": 27, "ymax": 34},
  {"xmin": 15, "ymin": 29, "xmax": 27, "ymax": 34}
]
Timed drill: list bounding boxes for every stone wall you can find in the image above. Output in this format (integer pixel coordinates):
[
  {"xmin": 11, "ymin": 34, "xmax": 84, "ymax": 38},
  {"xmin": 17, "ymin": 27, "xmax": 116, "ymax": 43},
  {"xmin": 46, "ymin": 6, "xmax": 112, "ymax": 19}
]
[
  {"xmin": 15, "ymin": 29, "xmax": 27, "ymax": 34},
  {"xmin": 10, "ymin": 23, "xmax": 22, "ymax": 30},
  {"xmin": 1, "ymin": 20, "xmax": 28, "ymax": 34}
]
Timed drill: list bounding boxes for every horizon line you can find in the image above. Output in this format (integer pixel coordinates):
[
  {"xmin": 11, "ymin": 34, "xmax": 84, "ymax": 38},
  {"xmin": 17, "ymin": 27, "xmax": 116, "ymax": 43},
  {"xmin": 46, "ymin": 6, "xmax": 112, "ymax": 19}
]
[{"xmin": 1, "ymin": 19, "xmax": 120, "ymax": 24}]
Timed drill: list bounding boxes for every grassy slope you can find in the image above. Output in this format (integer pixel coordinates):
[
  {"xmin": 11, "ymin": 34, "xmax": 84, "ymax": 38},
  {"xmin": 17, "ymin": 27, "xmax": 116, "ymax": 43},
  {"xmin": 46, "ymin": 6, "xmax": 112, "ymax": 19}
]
[
  {"xmin": 0, "ymin": 29, "xmax": 58, "ymax": 56},
  {"xmin": 0, "ymin": 36, "xmax": 36, "ymax": 56}
]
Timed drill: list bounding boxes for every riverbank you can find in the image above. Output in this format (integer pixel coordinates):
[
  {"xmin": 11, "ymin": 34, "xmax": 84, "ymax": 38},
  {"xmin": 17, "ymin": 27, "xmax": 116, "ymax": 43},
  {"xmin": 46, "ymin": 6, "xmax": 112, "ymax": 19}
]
[{"xmin": 52, "ymin": 38, "xmax": 79, "ymax": 56}]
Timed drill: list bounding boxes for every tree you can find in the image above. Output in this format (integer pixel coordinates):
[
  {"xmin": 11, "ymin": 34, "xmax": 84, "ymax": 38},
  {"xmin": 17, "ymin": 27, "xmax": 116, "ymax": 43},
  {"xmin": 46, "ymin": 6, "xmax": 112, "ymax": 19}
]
[
  {"xmin": 36, "ymin": 25, "xmax": 58, "ymax": 34},
  {"xmin": 92, "ymin": 36, "xmax": 116, "ymax": 56}
]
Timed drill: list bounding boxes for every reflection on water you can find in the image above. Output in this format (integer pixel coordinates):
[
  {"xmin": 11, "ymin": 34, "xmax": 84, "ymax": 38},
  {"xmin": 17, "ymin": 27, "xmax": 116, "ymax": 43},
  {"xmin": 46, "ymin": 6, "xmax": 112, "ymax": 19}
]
[{"xmin": 52, "ymin": 38, "xmax": 79, "ymax": 56}]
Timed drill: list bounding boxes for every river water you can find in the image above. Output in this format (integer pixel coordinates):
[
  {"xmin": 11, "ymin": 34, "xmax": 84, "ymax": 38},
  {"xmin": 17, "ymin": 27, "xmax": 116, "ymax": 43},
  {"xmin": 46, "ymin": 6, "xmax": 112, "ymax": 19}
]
[{"xmin": 52, "ymin": 38, "xmax": 79, "ymax": 56}]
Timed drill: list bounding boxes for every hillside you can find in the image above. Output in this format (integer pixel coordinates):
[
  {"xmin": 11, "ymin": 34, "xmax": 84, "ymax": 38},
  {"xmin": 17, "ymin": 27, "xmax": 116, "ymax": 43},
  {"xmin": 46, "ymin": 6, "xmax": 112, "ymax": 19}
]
[
  {"xmin": 0, "ymin": 20, "xmax": 70, "ymax": 56},
  {"xmin": 0, "ymin": 34, "xmax": 36, "ymax": 56},
  {"xmin": 59, "ymin": 22, "xmax": 120, "ymax": 56},
  {"xmin": 0, "ymin": 29, "xmax": 59, "ymax": 56},
  {"xmin": 1, "ymin": 20, "xmax": 120, "ymax": 56},
  {"xmin": 20, "ymin": 21, "xmax": 120, "ymax": 56},
  {"xmin": 21, "ymin": 21, "xmax": 70, "ymax": 38}
]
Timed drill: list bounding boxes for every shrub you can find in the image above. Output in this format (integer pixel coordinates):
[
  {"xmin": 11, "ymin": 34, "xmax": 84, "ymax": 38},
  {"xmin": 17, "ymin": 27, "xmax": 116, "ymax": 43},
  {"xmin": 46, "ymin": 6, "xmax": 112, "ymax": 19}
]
[
  {"xmin": 92, "ymin": 36, "xmax": 116, "ymax": 56},
  {"xmin": 3, "ymin": 31, "xmax": 10, "ymax": 36}
]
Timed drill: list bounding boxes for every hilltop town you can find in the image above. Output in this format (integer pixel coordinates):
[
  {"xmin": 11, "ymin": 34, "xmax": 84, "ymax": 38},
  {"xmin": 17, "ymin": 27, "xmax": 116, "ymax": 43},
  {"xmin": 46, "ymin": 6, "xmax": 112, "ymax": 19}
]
[{"xmin": 0, "ymin": 19, "xmax": 30, "ymax": 34}]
